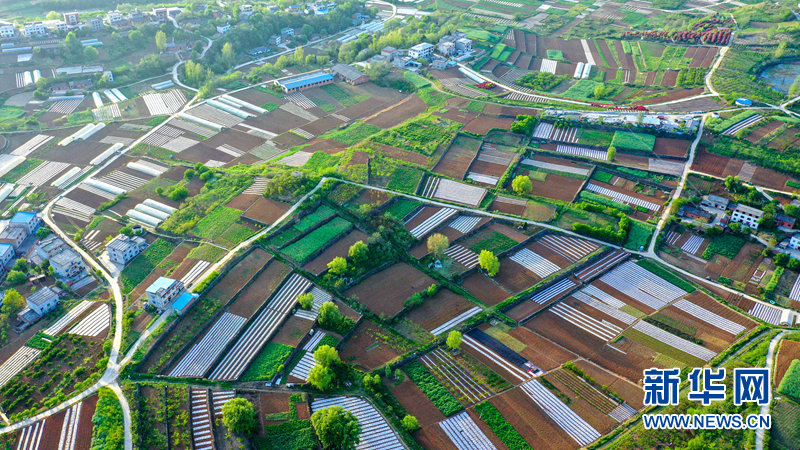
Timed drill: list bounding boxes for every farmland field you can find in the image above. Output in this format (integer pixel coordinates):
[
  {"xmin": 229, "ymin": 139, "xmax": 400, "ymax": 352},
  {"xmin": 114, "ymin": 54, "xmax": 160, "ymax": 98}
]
[{"xmin": 282, "ymin": 217, "xmax": 352, "ymax": 262}]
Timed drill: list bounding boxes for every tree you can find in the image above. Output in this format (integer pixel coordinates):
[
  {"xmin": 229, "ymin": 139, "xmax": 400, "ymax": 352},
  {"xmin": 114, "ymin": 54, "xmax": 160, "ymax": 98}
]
[
  {"xmin": 221, "ymin": 398, "xmax": 258, "ymax": 436},
  {"xmin": 35, "ymin": 228, "xmax": 51, "ymax": 239},
  {"xmin": 7, "ymin": 270, "xmax": 26, "ymax": 285},
  {"xmin": 314, "ymin": 344, "xmax": 340, "ymax": 367},
  {"xmin": 607, "ymin": 146, "xmax": 616, "ymax": 161},
  {"xmin": 401, "ymin": 415, "xmax": 420, "ymax": 432},
  {"xmin": 64, "ymin": 32, "xmax": 82, "ymax": 59},
  {"xmin": 155, "ymin": 30, "xmax": 167, "ymax": 52},
  {"xmin": 298, "ymin": 292, "xmax": 314, "ymax": 309},
  {"xmin": 511, "ymin": 175, "xmax": 532, "ymax": 195},
  {"xmin": 348, "ymin": 240, "xmax": 368, "ymax": 265},
  {"xmin": 311, "ymin": 406, "xmax": 361, "ymax": 449},
  {"xmin": 327, "ymin": 256, "xmax": 348, "ymax": 275},
  {"xmin": 129, "ymin": 29, "xmax": 144, "ymax": 43},
  {"xmin": 294, "ymin": 46, "xmax": 305, "ymax": 65},
  {"xmin": 593, "ymin": 83, "xmax": 612, "ymax": 99},
  {"xmin": 318, "ymin": 301, "xmax": 343, "ymax": 330},
  {"xmin": 446, "ymin": 330, "xmax": 462, "ymax": 350},
  {"xmin": 46, "ymin": 10, "xmax": 61, "ymax": 20},
  {"xmin": 478, "ymin": 250, "xmax": 500, "ymax": 277},
  {"xmin": 427, "ymin": 233, "xmax": 449, "ymax": 258},
  {"xmin": 1, "ymin": 290, "xmax": 25, "ymax": 316},
  {"xmin": 12, "ymin": 258, "xmax": 27, "ymax": 272},
  {"xmin": 222, "ymin": 42, "xmax": 235, "ymax": 67},
  {"xmin": 308, "ymin": 364, "xmax": 336, "ymax": 391},
  {"xmin": 184, "ymin": 169, "xmax": 197, "ymax": 180},
  {"xmin": 83, "ymin": 46, "xmax": 99, "ymax": 61}
]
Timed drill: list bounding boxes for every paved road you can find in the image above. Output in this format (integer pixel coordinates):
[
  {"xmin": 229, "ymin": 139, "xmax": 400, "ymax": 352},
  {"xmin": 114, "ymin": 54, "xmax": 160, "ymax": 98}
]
[{"xmin": 755, "ymin": 330, "xmax": 788, "ymax": 450}]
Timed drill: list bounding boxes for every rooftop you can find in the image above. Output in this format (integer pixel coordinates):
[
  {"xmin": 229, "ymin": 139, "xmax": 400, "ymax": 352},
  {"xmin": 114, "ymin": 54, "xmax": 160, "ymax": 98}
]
[
  {"xmin": 147, "ymin": 276, "xmax": 177, "ymax": 294},
  {"xmin": 410, "ymin": 42, "xmax": 434, "ymax": 50},
  {"xmin": 51, "ymin": 248, "xmax": 81, "ymax": 266},
  {"xmin": 278, "ymin": 71, "xmax": 333, "ymax": 90},
  {"xmin": 172, "ymin": 291, "xmax": 196, "ymax": 312},
  {"xmin": 27, "ymin": 286, "xmax": 58, "ymax": 306},
  {"xmin": 331, "ymin": 63, "xmax": 366, "ymax": 81},
  {"xmin": 10, "ymin": 211, "xmax": 37, "ymax": 224},
  {"xmin": 733, "ymin": 204, "xmax": 763, "ymax": 216}
]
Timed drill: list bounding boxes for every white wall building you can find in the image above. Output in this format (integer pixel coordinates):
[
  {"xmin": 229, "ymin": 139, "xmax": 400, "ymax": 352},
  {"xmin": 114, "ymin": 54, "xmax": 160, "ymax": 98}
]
[
  {"xmin": 409, "ymin": 42, "xmax": 434, "ymax": 59},
  {"xmin": 107, "ymin": 234, "xmax": 147, "ymax": 265},
  {"xmin": 23, "ymin": 22, "xmax": 46, "ymax": 37},
  {"xmin": 730, "ymin": 204, "xmax": 763, "ymax": 230},
  {"xmin": 26, "ymin": 286, "xmax": 59, "ymax": 316}
]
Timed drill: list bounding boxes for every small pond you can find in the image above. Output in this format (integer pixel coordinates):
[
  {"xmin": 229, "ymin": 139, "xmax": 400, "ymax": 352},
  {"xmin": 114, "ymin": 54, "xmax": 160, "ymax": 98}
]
[{"xmin": 757, "ymin": 61, "xmax": 800, "ymax": 94}]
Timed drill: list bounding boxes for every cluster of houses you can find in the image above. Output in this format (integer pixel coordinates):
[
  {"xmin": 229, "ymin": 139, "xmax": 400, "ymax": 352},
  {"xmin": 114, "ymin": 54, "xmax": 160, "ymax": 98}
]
[
  {"xmin": 0, "ymin": 211, "xmax": 96, "ymax": 330},
  {"xmin": 0, "ymin": 7, "xmax": 182, "ymax": 40},
  {"xmin": 106, "ymin": 233, "xmax": 196, "ymax": 314},
  {"xmin": 374, "ymin": 32, "xmax": 475, "ymax": 72},
  {"xmin": 678, "ymin": 194, "xmax": 773, "ymax": 230},
  {"xmin": 246, "ymin": 27, "xmax": 296, "ymax": 55}
]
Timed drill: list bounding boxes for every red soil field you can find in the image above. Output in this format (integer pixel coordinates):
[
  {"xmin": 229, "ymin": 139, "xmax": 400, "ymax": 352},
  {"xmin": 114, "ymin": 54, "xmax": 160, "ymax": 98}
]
[
  {"xmin": 653, "ymin": 137, "xmax": 691, "ymax": 158},
  {"xmin": 775, "ymin": 340, "xmax": 800, "ymax": 386},
  {"xmin": 462, "ymin": 271, "xmax": 512, "ymax": 306},
  {"xmin": 528, "ymin": 171, "xmax": 584, "ymax": 202},
  {"xmin": 463, "ymin": 115, "xmax": 515, "ymax": 135},
  {"xmin": 207, "ymin": 248, "xmax": 272, "ymax": 305},
  {"xmin": 365, "ymin": 95, "xmax": 428, "ymax": 128},
  {"xmin": 635, "ymin": 87, "xmax": 705, "ymax": 105},
  {"xmin": 525, "ymin": 312, "xmax": 656, "ymax": 382},
  {"xmin": 489, "ymin": 387, "xmax": 578, "ymax": 449},
  {"xmin": 506, "ymin": 326, "xmax": 576, "ymax": 371},
  {"xmin": 691, "ymin": 146, "xmax": 745, "ymax": 177},
  {"xmin": 345, "ymin": 263, "xmax": 436, "ymax": 317},
  {"xmin": 271, "ymin": 314, "xmax": 313, "ymax": 347},
  {"xmin": 388, "ymin": 378, "xmax": 445, "ymax": 425},
  {"xmin": 746, "ymin": 120, "xmax": 783, "ymax": 143},
  {"xmin": 406, "ymin": 288, "xmax": 477, "ymax": 332},
  {"xmin": 489, "ymin": 197, "xmax": 526, "ymax": 216},
  {"xmin": 227, "ymin": 260, "xmax": 292, "ymax": 317},
  {"xmin": 74, "ymin": 394, "xmax": 99, "ymax": 450},
  {"xmin": 303, "ymin": 229, "xmax": 370, "ymax": 275},
  {"xmin": 242, "ymin": 197, "xmax": 291, "ymax": 225},
  {"xmin": 340, "ymin": 320, "xmax": 405, "ymax": 371}
]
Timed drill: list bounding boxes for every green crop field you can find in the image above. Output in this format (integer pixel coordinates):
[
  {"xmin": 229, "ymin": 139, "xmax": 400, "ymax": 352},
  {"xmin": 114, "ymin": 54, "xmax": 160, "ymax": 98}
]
[
  {"xmin": 611, "ymin": 131, "xmax": 656, "ymax": 152},
  {"xmin": 120, "ymin": 239, "xmax": 177, "ymax": 294},
  {"xmin": 282, "ymin": 217, "xmax": 351, "ymax": 262},
  {"xmin": 295, "ymin": 205, "xmax": 335, "ymax": 232},
  {"xmin": 546, "ymin": 49, "xmax": 565, "ymax": 61},
  {"xmin": 240, "ymin": 342, "xmax": 294, "ymax": 381},
  {"xmin": 192, "ymin": 206, "xmax": 243, "ymax": 240},
  {"xmin": 470, "ymin": 231, "xmax": 518, "ymax": 254},
  {"xmin": 702, "ymin": 234, "xmax": 746, "ymax": 259},
  {"xmin": 386, "ymin": 166, "xmax": 425, "ymax": 193},
  {"xmin": 372, "ymin": 116, "xmax": 461, "ymax": 156},
  {"xmin": 324, "ymin": 122, "xmax": 381, "ymax": 146},
  {"xmin": 577, "ymin": 129, "xmax": 614, "ymax": 147},
  {"xmin": 384, "ymin": 198, "xmax": 421, "ymax": 220}
]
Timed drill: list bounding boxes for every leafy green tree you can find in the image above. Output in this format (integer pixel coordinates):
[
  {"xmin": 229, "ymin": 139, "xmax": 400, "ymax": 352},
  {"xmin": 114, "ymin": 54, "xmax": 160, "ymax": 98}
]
[
  {"xmin": 311, "ymin": 406, "xmax": 361, "ymax": 449},
  {"xmin": 2, "ymin": 290, "xmax": 25, "ymax": 316},
  {"xmin": 129, "ymin": 29, "xmax": 144, "ymax": 43},
  {"xmin": 155, "ymin": 30, "xmax": 167, "ymax": 52},
  {"xmin": 12, "ymin": 258, "xmax": 27, "ymax": 272},
  {"xmin": 327, "ymin": 256, "xmax": 348, "ymax": 275},
  {"xmin": 6, "ymin": 270, "xmax": 27, "ymax": 285},
  {"xmin": 64, "ymin": 32, "xmax": 82, "ymax": 59},
  {"xmin": 318, "ymin": 301, "xmax": 343, "ymax": 330},
  {"xmin": 446, "ymin": 330, "xmax": 462, "ymax": 350},
  {"xmin": 46, "ymin": 11, "xmax": 60, "ymax": 20},
  {"xmin": 221, "ymin": 397, "xmax": 258, "ymax": 436},
  {"xmin": 35, "ymin": 228, "xmax": 51, "ymax": 239},
  {"xmin": 298, "ymin": 292, "xmax": 314, "ymax": 309},
  {"xmin": 607, "ymin": 146, "xmax": 616, "ymax": 161},
  {"xmin": 401, "ymin": 415, "xmax": 420, "ymax": 432},
  {"xmin": 308, "ymin": 364, "xmax": 336, "ymax": 391},
  {"xmin": 427, "ymin": 233, "xmax": 449, "ymax": 258},
  {"xmin": 478, "ymin": 250, "xmax": 500, "ymax": 277},
  {"xmin": 511, "ymin": 175, "xmax": 532, "ymax": 195},
  {"xmin": 83, "ymin": 46, "xmax": 99, "ymax": 61},
  {"xmin": 348, "ymin": 240, "xmax": 368, "ymax": 265},
  {"xmin": 222, "ymin": 42, "xmax": 235, "ymax": 67},
  {"xmin": 183, "ymin": 169, "xmax": 196, "ymax": 180},
  {"xmin": 593, "ymin": 83, "xmax": 612, "ymax": 99},
  {"xmin": 314, "ymin": 344, "xmax": 341, "ymax": 367}
]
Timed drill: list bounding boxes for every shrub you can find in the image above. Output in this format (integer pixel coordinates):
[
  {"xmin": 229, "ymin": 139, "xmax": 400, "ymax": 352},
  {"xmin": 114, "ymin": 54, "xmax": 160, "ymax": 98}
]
[{"xmin": 778, "ymin": 360, "xmax": 800, "ymax": 401}]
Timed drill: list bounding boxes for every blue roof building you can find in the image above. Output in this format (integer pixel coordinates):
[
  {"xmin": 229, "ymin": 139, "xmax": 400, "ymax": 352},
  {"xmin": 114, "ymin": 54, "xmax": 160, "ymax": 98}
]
[
  {"xmin": 274, "ymin": 70, "xmax": 334, "ymax": 93},
  {"xmin": 146, "ymin": 276, "xmax": 186, "ymax": 310},
  {"xmin": 9, "ymin": 211, "xmax": 39, "ymax": 234},
  {"xmin": 735, "ymin": 98, "xmax": 753, "ymax": 107},
  {"xmin": 172, "ymin": 291, "xmax": 197, "ymax": 315}
]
